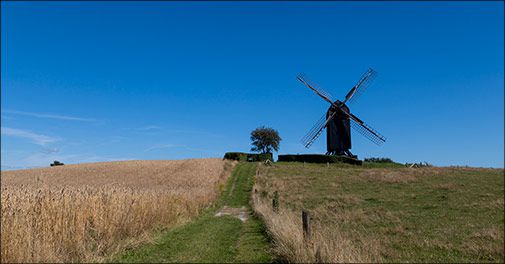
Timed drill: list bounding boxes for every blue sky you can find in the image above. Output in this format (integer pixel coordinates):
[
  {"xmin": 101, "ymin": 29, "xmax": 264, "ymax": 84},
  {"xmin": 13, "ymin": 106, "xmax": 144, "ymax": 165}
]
[{"xmin": 1, "ymin": 1, "xmax": 503, "ymax": 169}]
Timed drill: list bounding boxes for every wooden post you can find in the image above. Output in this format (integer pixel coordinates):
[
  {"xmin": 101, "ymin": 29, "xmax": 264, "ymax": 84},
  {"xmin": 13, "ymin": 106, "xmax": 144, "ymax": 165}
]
[
  {"xmin": 326, "ymin": 162, "xmax": 329, "ymax": 168},
  {"xmin": 272, "ymin": 191, "xmax": 279, "ymax": 213},
  {"xmin": 315, "ymin": 246, "xmax": 322, "ymax": 263},
  {"xmin": 302, "ymin": 210, "xmax": 311, "ymax": 242}
]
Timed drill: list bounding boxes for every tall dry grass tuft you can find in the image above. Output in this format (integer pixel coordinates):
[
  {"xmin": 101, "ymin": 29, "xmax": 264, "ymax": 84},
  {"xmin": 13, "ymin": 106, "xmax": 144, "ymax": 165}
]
[
  {"xmin": 1, "ymin": 158, "xmax": 235, "ymax": 263},
  {"xmin": 252, "ymin": 164, "xmax": 381, "ymax": 263},
  {"xmin": 252, "ymin": 165, "xmax": 382, "ymax": 263},
  {"xmin": 252, "ymin": 195, "xmax": 380, "ymax": 263}
]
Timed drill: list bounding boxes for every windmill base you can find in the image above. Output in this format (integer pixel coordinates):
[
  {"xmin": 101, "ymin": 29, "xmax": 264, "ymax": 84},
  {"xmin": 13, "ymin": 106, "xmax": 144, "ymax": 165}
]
[
  {"xmin": 277, "ymin": 154, "xmax": 363, "ymax": 165},
  {"xmin": 326, "ymin": 150, "xmax": 357, "ymax": 159}
]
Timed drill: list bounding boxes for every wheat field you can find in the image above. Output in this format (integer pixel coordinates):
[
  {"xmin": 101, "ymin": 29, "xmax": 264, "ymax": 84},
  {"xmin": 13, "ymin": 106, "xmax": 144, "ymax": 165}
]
[{"xmin": 1, "ymin": 158, "xmax": 236, "ymax": 263}]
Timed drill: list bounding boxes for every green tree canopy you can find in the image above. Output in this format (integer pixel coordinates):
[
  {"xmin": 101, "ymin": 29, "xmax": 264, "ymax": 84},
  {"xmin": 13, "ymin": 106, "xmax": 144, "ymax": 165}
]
[{"xmin": 250, "ymin": 126, "xmax": 281, "ymax": 154}]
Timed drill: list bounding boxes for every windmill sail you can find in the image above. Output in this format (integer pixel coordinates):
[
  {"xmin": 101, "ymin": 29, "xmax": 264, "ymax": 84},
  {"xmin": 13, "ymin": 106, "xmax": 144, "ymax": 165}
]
[
  {"xmin": 343, "ymin": 68, "xmax": 377, "ymax": 104},
  {"xmin": 349, "ymin": 115, "xmax": 386, "ymax": 145},
  {"xmin": 301, "ymin": 111, "xmax": 337, "ymax": 148},
  {"xmin": 297, "ymin": 73, "xmax": 333, "ymax": 104}
]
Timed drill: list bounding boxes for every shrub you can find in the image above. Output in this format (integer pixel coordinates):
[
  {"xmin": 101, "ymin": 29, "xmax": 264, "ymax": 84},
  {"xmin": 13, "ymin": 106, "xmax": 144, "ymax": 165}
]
[
  {"xmin": 277, "ymin": 154, "xmax": 362, "ymax": 165},
  {"xmin": 223, "ymin": 152, "xmax": 248, "ymax": 161},
  {"xmin": 223, "ymin": 152, "xmax": 273, "ymax": 162},
  {"xmin": 50, "ymin": 161, "xmax": 64, "ymax": 167},
  {"xmin": 363, "ymin": 157, "xmax": 394, "ymax": 163}
]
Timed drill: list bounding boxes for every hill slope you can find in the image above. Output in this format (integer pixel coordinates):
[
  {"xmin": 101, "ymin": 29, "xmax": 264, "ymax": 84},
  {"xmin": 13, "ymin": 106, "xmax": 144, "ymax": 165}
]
[
  {"xmin": 253, "ymin": 162, "xmax": 504, "ymax": 262},
  {"xmin": 2, "ymin": 158, "xmax": 231, "ymax": 190}
]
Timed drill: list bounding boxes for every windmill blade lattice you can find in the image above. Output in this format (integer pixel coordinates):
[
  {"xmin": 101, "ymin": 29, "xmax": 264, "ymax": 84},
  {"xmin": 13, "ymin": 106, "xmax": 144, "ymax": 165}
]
[
  {"xmin": 350, "ymin": 118, "xmax": 386, "ymax": 145},
  {"xmin": 347, "ymin": 68, "xmax": 377, "ymax": 104},
  {"xmin": 297, "ymin": 73, "xmax": 334, "ymax": 104},
  {"xmin": 301, "ymin": 112, "xmax": 335, "ymax": 148}
]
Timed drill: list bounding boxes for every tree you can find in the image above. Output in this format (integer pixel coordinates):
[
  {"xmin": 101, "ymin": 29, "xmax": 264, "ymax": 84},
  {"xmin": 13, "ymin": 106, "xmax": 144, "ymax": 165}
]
[{"xmin": 250, "ymin": 126, "xmax": 281, "ymax": 154}]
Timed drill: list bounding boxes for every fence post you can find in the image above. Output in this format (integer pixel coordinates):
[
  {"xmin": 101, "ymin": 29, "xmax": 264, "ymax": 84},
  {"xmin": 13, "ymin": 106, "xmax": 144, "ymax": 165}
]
[
  {"xmin": 302, "ymin": 210, "xmax": 311, "ymax": 243},
  {"xmin": 326, "ymin": 162, "xmax": 329, "ymax": 168},
  {"xmin": 272, "ymin": 191, "xmax": 279, "ymax": 213},
  {"xmin": 315, "ymin": 246, "xmax": 322, "ymax": 262}
]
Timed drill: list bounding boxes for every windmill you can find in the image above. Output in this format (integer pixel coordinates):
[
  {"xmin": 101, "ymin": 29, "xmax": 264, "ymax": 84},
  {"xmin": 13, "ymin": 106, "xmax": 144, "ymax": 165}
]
[{"xmin": 297, "ymin": 68, "xmax": 386, "ymax": 159}]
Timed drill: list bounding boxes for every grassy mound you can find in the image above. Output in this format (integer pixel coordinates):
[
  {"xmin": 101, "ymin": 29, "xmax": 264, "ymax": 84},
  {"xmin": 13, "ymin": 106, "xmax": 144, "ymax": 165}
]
[
  {"xmin": 278, "ymin": 154, "xmax": 363, "ymax": 165},
  {"xmin": 253, "ymin": 162, "xmax": 504, "ymax": 262}
]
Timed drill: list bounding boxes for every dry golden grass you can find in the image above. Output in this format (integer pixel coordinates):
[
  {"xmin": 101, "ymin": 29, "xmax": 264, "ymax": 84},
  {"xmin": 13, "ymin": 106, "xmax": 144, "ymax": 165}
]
[
  {"xmin": 1, "ymin": 158, "xmax": 236, "ymax": 263},
  {"xmin": 252, "ymin": 196, "xmax": 381, "ymax": 263},
  {"xmin": 252, "ymin": 165, "xmax": 381, "ymax": 263},
  {"xmin": 253, "ymin": 162, "xmax": 504, "ymax": 262},
  {"xmin": 358, "ymin": 169, "xmax": 418, "ymax": 183}
]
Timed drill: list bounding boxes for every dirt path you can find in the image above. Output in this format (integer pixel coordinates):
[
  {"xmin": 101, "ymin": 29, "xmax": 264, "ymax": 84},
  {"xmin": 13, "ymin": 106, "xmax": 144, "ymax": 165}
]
[
  {"xmin": 116, "ymin": 162, "xmax": 272, "ymax": 263},
  {"xmin": 215, "ymin": 206, "xmax": 249, "ymax": 222}
]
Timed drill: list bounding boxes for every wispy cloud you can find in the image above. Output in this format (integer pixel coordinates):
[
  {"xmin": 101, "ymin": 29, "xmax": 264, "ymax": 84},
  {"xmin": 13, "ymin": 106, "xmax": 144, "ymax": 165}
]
[
  {"xmin": 124, "ymin": 125, "xmax": 222, "ymax": 138},
  {"xmin": 185, "ymin": 147, "xmax": 222, "ymax": 156},
  {"xmin": 93, "ymin": 136, "xmax": 126, "ymax": 147},
  {"xmin": 73, "ymin": 155, "xmax": 136, "ymax": 163},
  {"xmin": 163, "ymin": 128, "xmax": 223, "ymax": 138},
  {"xmin": 3, "ymin": 109, "xmax": 96, "ymax": 122},
  {"xmin": 40, "ymin": 147, "xmax": 60, "ymax": 154},
  {"xmin": 144, "ymin": 144, "xmax": 184, "ymax": 152},
  {"xmin": 136, "ymin": 125, "xmax": 161, "ymax": 131},
  {"xmin": 1, "ymin": 127, "xmax": 60, "ymax": 146}
]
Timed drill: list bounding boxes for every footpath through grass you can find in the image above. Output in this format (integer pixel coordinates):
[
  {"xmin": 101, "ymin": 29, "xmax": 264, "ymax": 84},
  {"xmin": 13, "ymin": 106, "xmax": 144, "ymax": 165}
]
[{"xmin": 116, "ymin": 162, "xmax": 272, "ymax": 263}]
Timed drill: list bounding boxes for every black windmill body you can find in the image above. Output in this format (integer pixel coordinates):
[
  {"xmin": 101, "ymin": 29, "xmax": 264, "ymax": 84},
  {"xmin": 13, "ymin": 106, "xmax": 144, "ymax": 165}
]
[
  {"xmin": 326, "ymin": 100, "xmax": 351, "ymax": 155},
  {"xmin": 297, "ymin": 69, "xmax": 386, "ymax": 158}
]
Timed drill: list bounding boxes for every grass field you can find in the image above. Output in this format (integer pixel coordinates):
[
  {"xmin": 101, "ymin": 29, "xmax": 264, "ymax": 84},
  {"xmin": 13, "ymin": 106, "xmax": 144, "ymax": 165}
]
[
  {"xmin": 116, "ymin": 162, "xmax": 272, "ymax": 263},
  {"xmin": 3, "ymin": 159, "xmax": 502, "ymax": 263},
  {"xmin": 1, "ymin": 158, "xmax": 235, "ymax": 263},
  {"xmin": 253, "ymin": 162, "xmax": 504, "ymax": 263}
]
